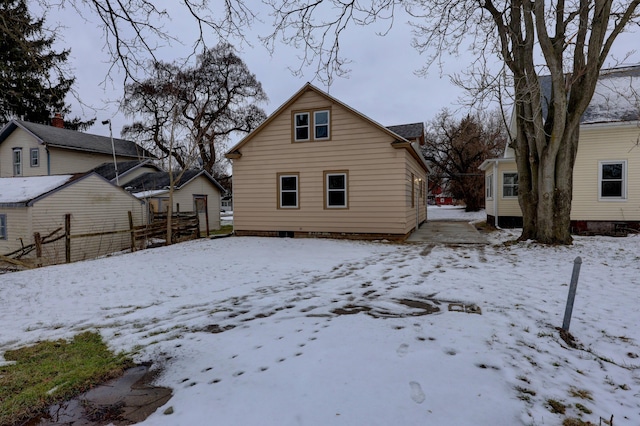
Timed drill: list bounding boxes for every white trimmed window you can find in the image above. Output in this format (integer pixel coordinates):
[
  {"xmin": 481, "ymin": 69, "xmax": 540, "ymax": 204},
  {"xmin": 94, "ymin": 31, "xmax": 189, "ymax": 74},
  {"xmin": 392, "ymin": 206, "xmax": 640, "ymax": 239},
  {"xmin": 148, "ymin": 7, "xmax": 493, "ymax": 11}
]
[
  {"xmin": 503, "ymin": 172, "xmax": 518, "ymax": 198},
  {"xmin": 13, "ymin": 148, "xmax": 22, "ymax": 176},
  {"xmin": 279, "ymin": 174, "xmax": 299, "ymax": 208},
  {"xmin": 325, "ymin": 172, "xmax": 347, "ymax": 208},
  {"xmin": 599, "ymin": 161, "xmax": 626, "ymax": 200},
  {"xmin": 0, "ymin": 214, "xmax": 6, "ymax": 240},
  {"xmin": 486, "ymin": 174, "xmax": 493, "ymax": 199},
  {"xmin": 30, "ymin": 148, "xmax": 39, "ymax": 167},
  {"xmin": 294, "ymin": 113, "xmax": 310, "ymax": 141},
  {"xmin": 314, "ymin": 110, "xmax": 330, "ymax": 139}
]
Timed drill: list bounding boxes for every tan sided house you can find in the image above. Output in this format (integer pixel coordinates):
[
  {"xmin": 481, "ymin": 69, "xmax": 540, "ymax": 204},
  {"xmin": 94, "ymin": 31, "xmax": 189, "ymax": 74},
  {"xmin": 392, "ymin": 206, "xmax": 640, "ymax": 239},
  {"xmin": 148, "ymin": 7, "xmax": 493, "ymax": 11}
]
[
  {"xmin": 480, "ymin": 65, "xmax": 640, "ymax": 235},
  {"xmin": 0, "ymin": 118, "xmax": 155, "ymax": 178},
  {"xmin": 0, "ymin": 172, "xmax": 145, "ymax": 266},
  {"xmin": 225, "ymin": 83, "xmax": 429, "ymax": 240}
]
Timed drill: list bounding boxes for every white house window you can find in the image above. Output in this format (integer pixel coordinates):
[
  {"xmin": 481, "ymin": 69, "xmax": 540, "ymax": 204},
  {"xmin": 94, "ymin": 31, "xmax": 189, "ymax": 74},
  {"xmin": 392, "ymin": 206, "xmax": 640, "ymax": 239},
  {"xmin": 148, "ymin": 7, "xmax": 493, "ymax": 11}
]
[
  {"xmin": 279, "ymin": 174, "xmax": 299, "ymax": 208},
  {"xmin": 13, "ymin": 148, "xmax": 22, "ymax": 176},
  {"xmin": 314, "ymin": 110, "xmax": 330, "ymax": 139},
  {"xmin": 0, "ymin": 214, "xmax": 6, "ymax": 240},
  {"xmin": 503, "ymin": 172, "xmax": 518, "ymax": 197},
  {"xmin": 325, "ymin": 172, "xmax": 347, "ymax": 208},
  {"xmin": 30, "ymin": 148, "xmax": 39, "ymax": 167},
  {"xmin": 486, "ymin": 174, "xmax": 493, "ymax": 199},
  {"xmin": 294, "ymin": 113, "xmax": 310, "ymax": 141},
  {"xmin": 599, "ymin": 161, "xmax": 626, "ymax": 199}
]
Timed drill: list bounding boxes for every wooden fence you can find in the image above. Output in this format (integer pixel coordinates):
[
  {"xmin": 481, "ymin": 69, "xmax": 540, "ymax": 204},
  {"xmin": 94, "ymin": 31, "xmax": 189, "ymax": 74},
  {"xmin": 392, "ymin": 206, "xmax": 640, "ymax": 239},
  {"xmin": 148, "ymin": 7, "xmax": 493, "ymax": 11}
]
[{"xmin": 0, "ymin": 211, "xmax": 200, "ymax": 271}]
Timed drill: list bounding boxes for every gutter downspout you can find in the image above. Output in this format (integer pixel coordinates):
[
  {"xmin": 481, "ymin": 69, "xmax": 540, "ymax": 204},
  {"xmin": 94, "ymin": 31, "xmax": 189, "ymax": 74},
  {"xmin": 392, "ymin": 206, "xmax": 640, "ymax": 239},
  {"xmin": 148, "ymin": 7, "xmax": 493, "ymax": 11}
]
[
  {"xmin": 492, "ymin": 161, "xmax": 499, "ymax": 228},
  {"xmin": 46, "ymin": 146, "xmax": 51, "ymax": 175}
]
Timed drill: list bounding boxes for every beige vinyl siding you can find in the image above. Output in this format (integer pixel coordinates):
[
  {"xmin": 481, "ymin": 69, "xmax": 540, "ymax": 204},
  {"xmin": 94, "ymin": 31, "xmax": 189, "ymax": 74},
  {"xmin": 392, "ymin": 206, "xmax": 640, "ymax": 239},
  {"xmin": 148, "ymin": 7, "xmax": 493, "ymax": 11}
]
[
  {"xmin": 496, "ymin": 162, "xmax": 521, "ymax": 216},
  {"xmin": 571, "ymin": 124, "xmax": 640, "ymax": 221},
  {"xmin": 47, "ymin": 147, "xmax": 137, "ymax": 176},
  {"xmin": 0, "ymin": 128, "xmax": 42, "ymax": 177},
  {"xmin": 232, "ymin": 89, "xmax": 422, "ymax": 235},
  {"xmin": 30, "ymin": 174, "xmax": 145, "ymax": 264},
  {"xmin": 169, "ymin": 177, "xmax": 222, "ymax": 233},
  {"xmin": 0, "ymin": 208, "xmax": 33, "ymax": 254},
  {"xmin": 404, "ymin": 150, "xmax": 428, "ymax": 233}
]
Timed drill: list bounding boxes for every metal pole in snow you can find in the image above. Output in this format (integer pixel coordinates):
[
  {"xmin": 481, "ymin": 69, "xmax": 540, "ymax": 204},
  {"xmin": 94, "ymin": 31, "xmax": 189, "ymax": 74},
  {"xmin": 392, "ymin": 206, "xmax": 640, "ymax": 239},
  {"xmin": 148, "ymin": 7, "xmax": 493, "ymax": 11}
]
[{"xmin": 562, "ymin": 256, "xmax": 582, "ymax": 332}]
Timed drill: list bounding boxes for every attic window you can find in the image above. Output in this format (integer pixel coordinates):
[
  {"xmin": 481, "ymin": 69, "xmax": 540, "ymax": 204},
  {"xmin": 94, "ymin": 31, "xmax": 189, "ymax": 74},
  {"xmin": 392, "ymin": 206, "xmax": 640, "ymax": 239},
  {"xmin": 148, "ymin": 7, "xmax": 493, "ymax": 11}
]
[
  {"xmin": 294, "ymin": 113, "xmax": 310, "ymax": 141},
  {"xmin": 12, "ymin": 148, "xmax": 22, "ymax": 176},
  {"xmin": 293, "ymin": 108, "xmax": 331, "ymax": 142}
]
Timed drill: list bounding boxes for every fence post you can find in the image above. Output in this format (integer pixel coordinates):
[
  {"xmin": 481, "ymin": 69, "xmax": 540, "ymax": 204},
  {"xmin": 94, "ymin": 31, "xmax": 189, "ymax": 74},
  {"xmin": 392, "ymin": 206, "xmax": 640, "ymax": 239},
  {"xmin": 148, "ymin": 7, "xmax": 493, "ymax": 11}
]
[
  {"xmin": 65, "ymin": 214, "xmax": 71, "ymax": 263},
  {"xmin": 128, "ymin": 211, "xmax": 135, "ymax": 252},
  {"xmin": 34, "ymin": 232, "xmax": 42, "ymax": 267},
  {"xmin": 562, "ymin": 256, "xmax": 582, "ymax": 332}
]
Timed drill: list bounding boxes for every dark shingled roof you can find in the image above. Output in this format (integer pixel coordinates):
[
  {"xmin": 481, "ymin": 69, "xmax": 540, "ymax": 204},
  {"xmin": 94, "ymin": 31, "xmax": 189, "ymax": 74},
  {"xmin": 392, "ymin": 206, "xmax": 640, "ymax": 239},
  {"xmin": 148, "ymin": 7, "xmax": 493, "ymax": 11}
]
[
  {"xmin": 539, "ymin": 65, "xmax": 640, "ymax": 124},
  {"xmin": 90, "ymin": 160, "xmax": 162, "ymax": 182},
  {"xmin": 124, "ymin": 170, "xmax": 225, "ymax": 194},
  {"xmin": 386, "ymin": 122, "xmax": 425, "ymax": 141},
  {"xmin": 0, "ymin": 120, "xmax": 155, "ymax": 158}
]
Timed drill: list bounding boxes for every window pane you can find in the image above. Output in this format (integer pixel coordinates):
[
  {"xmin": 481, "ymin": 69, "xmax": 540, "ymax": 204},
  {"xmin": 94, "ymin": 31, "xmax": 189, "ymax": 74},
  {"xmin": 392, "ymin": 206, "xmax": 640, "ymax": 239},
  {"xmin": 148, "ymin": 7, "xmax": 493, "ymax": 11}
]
[
  {"xmin": 281, "ymin": 176, "xmax": 297, "ymax": 191},
  {"xmin": 281, "ymin": 192, "xmax": 297, "ymax": 207},
  {"xmin": 296, "ymin": 114, "xmax": 308, "ymax": 126},
  {"xmin": 328, "ymin": 174, "xmax": 345, "ymax": 189},
  {"xmin": 602, "ymin": 181, "xmax": 622, "ymax": 197},
  {"xmin": 296, "ymin": 127, "xmax": 309, "ymax": 140},
  {"xmin": 315, "ymin": 111, "xmax": 328, "ymax": 125},
  {"xmin": 315, "ymin": 125, "xmax": 328, "ymax": 139},
  {"xmin": 504, "ymin": 174, "xmax": 518, "ymax": 185},
  {"xmin": 328, "ymin": 191, "xmax": 345, "ymax": 206},
  {"xmin": 602, "ymin": 164, "xmax": 622, "ymax": 179}
]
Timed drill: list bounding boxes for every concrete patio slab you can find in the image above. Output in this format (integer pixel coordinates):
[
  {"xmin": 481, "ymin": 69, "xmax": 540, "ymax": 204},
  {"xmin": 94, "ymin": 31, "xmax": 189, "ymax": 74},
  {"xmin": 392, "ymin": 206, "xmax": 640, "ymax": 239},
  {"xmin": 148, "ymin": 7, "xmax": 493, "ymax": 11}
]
[{"xmin": 406, "ymin": 220, "xmax": 488, "ymax": 244}]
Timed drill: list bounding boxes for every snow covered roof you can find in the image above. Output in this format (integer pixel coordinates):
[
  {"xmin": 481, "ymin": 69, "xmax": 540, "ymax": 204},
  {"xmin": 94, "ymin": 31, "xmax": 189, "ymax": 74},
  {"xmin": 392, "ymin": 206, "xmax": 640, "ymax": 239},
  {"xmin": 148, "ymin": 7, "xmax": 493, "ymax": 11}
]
[
  {"xmin": 540, "ymin": 65, "xmax": 640, "ymax": 124},
  {"xmin": 0, "ymin": 175, "xmax": 73, "ymax": 205}
]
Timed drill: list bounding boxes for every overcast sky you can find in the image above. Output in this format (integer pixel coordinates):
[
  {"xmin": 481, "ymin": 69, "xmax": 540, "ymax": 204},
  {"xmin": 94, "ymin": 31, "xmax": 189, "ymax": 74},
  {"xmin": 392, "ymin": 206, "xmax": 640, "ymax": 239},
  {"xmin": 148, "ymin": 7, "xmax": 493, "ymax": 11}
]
[{"xmin": 42, "ymin": 2, "xmax": 640, "ymax": 142}]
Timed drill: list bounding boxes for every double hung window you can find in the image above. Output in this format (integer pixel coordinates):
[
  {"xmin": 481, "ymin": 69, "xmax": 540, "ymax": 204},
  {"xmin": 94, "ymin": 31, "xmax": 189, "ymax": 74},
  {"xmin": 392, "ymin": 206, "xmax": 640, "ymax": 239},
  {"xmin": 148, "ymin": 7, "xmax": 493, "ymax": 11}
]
[
  {"xmin": 279, "ymin": 174, "xmax": 299, "ymax": 208},
  {"xmin": 325, "ymin": 172, "xmax": 347, "ymax": 208},
  {"xmin": 293, "ymin": 109, "xmax": 330, "ymax": 142},
  {"xmin": 600, "ymin": 161, "xmax": 626, "ymax": 199},
  {"xmin": 503, "ymin": 173, "xmax": 518, "ymax": 197}
]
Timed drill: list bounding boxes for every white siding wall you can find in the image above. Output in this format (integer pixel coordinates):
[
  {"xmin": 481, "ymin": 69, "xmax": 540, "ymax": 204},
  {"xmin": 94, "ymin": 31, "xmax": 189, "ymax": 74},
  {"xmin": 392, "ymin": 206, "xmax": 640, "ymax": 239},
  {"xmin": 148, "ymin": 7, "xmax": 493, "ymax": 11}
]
[
  {"xmin": 170, "ymin": 177, "xmax": 222, "ymax": 233},
  {"xmin": 29, "ymin": 175, "xmax": 145, "ymax": 264},
  {"xmin": 0, "ymin": 129, "xmax": 43, "ymax": 177},
  {"xmin": 571, "ymin": 124, "xmax": 640, "ymax": 221},
  {"xmin": 0, "ymin": 208, "xmax": 33, "ymax": 254}
]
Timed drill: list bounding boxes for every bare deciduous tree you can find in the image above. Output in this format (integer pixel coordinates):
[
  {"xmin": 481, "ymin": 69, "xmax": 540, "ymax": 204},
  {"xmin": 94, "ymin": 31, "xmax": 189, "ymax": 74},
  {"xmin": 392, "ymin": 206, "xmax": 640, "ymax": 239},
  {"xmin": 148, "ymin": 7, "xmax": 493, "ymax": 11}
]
[
  {"xmin": 261, "ymin": 0, "xmax": 640, "ymax": 244},
  {"xmin": 35, "ymin": 0, "xmax": 257, "ymax": 81},
  {"xmin": 121, "ymin": 43, "xmax": 267, "ymax": 177},
  {"xmin": 423, "ymin": 109, "xmax": 507, "ymax": 211}
]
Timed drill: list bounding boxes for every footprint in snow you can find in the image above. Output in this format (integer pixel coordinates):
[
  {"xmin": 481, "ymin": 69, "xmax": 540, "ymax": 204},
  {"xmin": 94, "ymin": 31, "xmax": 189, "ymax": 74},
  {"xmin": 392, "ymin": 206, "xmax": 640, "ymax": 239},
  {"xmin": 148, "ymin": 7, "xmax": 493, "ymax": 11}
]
[
  {"xmin": 396, "ymin": 343, "xmax": 409, "ymax": 357},
  {"xmin": 409, "ymin": 381, "xmax": 426, "ymax": 404}
]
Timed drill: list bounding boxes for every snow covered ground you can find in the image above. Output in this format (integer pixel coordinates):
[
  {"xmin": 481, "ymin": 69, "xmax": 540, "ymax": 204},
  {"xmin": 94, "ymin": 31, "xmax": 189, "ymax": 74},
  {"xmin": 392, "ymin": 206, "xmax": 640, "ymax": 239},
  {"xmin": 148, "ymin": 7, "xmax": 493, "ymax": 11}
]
[{"xmin": 1, "ymin": 207, "xmax": 639, "ymax": 425}]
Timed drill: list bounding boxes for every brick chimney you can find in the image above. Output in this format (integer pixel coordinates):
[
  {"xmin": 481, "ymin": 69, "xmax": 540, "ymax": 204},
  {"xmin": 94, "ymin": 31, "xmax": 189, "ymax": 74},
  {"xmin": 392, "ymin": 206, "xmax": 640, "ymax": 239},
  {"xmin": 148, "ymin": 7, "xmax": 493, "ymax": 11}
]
[{"xmin": 51, "ymin": 113, "xmax": 64, "ymax": 128}]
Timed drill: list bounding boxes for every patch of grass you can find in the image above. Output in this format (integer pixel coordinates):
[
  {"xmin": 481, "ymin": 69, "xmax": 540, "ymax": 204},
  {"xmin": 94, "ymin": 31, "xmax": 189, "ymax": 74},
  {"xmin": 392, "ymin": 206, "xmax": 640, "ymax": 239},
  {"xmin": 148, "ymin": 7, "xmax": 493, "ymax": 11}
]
[
  {"xmin": 562, "ymin": 418, "xmax": 593, "ymax": 426},
  {"xmin": 0, "ymin": 332, "xmax": 133, "ymax": 425},
  {"xmin": 569, "ymin": 387, "xmax": 593, "ymax": 400},
  {"xmin": 207, "ymin": 225, "xmax": 233, "ymax": 236},
  {"xmin": 575, "ymin": 403, "xmax": 592, "ymax": 414},
  {"xmin": 547, "ymin": 398, "xmax": 567, "ymax": 414}
]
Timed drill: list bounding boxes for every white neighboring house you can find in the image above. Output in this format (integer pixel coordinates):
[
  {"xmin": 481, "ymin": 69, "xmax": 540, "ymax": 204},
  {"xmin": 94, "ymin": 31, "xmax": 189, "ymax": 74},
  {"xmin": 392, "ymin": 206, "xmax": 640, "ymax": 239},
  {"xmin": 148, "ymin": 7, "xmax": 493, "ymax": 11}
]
[
  {"xmin": 0, "ymin": 172, "xmax": 145, "ymax": 265},
  {"xmin": 124, "ymin": 170, "xmax": 226, "ymax": 235},
  {"xmin": 480, "ymin": 65, "xmax": 640, "ymax": 235}
]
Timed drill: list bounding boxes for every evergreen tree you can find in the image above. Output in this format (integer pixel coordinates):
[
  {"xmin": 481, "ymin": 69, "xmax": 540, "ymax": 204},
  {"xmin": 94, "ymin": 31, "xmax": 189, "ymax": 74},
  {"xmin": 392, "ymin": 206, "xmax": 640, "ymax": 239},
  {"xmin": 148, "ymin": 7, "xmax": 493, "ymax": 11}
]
[{"xmin": 0, "ymin": 0, "xmax": 74, "ymax": 125}]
